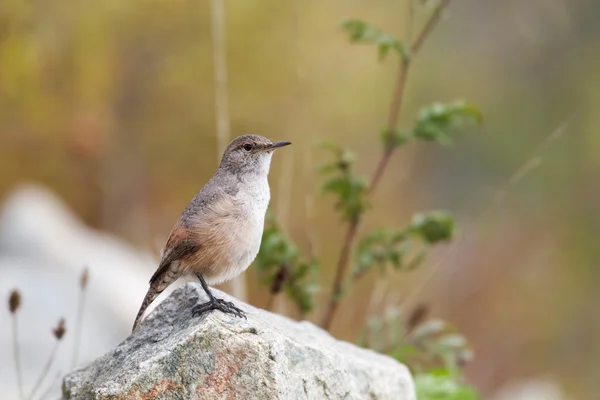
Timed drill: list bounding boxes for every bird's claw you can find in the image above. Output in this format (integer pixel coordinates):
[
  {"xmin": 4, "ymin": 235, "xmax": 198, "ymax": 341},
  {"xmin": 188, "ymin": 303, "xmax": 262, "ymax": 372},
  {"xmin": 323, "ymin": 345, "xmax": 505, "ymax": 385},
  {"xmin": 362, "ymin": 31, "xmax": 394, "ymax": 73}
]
[{"xmin": 192, "ymin": 297, "xmax": 247, "ymax": 320}]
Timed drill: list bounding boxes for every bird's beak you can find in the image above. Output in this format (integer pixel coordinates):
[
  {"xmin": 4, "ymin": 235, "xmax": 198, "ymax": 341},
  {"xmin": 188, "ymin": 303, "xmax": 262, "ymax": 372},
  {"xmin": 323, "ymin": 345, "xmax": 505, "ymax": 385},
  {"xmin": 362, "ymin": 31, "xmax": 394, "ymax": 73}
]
[{"xmin": 266, "ymin": 141, "xmax": 292, "ymax": 151}]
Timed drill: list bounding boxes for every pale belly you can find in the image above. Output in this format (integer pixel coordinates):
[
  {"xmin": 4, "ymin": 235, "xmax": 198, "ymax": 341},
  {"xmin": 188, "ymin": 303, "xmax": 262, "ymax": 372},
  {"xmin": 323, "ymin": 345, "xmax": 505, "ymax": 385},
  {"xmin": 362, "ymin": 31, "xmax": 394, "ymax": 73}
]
[{"xmin": 204, "ymin": 181, "xmax": 269, "ymax": 284}]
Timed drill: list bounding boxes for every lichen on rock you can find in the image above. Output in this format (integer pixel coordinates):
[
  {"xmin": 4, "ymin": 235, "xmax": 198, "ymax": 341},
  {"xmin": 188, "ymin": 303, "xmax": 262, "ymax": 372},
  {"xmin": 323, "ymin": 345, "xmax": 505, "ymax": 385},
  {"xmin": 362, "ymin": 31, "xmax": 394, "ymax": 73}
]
[{"xmin": 63, "ymin": 283, "xmax": 415, "ymax": 400}]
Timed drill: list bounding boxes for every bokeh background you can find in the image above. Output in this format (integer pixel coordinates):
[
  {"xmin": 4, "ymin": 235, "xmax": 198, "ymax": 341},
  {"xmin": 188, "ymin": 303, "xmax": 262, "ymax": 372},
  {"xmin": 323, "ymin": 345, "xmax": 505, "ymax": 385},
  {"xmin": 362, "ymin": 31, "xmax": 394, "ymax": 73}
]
[{"xmin": 1, "ymin": 0, "xmax": 599, "ymax": 398}]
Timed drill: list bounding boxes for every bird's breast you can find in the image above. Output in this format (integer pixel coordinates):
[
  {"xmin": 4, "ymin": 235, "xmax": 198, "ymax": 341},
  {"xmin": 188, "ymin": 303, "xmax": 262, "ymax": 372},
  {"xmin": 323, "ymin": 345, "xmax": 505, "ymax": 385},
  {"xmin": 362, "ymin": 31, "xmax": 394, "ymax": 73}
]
[
  {"xmin": 204, "ymin": 179, "xmax": 270, "ymax": 284},
  {"xmin": 234, "ymin": 178, "xmax": 270, "ymax": 255}
]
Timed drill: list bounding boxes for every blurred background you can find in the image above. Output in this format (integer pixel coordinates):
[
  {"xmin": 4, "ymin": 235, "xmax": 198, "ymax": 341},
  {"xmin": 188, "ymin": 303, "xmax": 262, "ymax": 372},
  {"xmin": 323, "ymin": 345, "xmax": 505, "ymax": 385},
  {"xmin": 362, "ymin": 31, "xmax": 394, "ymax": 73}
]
[{"xmin": 0, "ymin": 0, "xmax": 598, "ymax": 398}]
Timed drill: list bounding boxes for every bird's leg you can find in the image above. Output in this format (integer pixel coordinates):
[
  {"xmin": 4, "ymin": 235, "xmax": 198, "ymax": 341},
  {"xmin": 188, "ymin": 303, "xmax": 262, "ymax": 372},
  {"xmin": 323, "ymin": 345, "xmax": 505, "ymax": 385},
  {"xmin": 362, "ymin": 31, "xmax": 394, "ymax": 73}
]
[{"xmin": 192, "ymin": 275, "xmax": 246, "ymax": 319}]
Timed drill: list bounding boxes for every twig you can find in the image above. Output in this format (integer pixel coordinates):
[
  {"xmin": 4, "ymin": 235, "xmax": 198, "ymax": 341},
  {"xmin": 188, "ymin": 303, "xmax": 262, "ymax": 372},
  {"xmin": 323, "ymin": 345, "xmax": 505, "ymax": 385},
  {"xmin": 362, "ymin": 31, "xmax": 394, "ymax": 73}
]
[
  {"xmin": 407, "ymin": 0, "xmax": 416, "ymax": 43},
  {"xmin": 11, "ymin": 314, "xmax": 25, "ymax": 400},
  {"xmin": 265, "ymin": 292, "xmax": 276, "ymax": 312},
  {"xmin": 210, "ymin": 0, "xmax": 247, "ymax": 302},
  {"xmin": 303, "ymin": 145, "xmax": 318, "ymax": 258},
  {"xmin": 371, "ymin": 0, "xmax": 451, "ymax": 194},
  {"xmin": 366, "ymin": 279, "xmax": 390, "ymax": 319},
  {"xmin": 276, "ymin": 150, "xmax": 295, "ymax": 233},
  {"xmin": 28, "ymin": 342, "xmax": 59, "ymax": 400},
  {"xmin": 400, "ymin": 116, "xmax": 573, "ymax": 309},
  {"xmin": 321, "ymin": 221, "xmax": 359, "ymax": 329},
  {"xmin": 411, "ymin": 0, "xmax": 451, "ymax": 56},
  {"xmin": 321, "ymin": 0, "xmax": 453, "ymax": 331},
  {"xmin": 294, "ymin": 2, "xmax": 319, "ymax": 261},
  {"xmin": 211, "ymin": 0, "xmax": 230, "ymax": 158},
  {"xmin": 36, "ymin": 371, "xmax": 62, "ymax": 400},
  {"xmin": 274, "ymin": 151, "xmax": 294, "ymax": 317},
  {"xmin": 71, "ymin": 267, "xmax": 89, "ymax": 369}
]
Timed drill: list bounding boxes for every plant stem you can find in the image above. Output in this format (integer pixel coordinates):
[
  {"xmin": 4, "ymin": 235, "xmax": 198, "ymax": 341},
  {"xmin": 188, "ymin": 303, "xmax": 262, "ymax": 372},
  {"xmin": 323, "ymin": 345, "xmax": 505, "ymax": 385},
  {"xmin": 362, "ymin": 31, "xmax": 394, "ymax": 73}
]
[
  {"xmin": 265, "ymin": 292, "xmax": 276, "ymax": 312},
  {"xmin": 369, "ymin": 58, "xmax": 410, "ymax": 193},
  {"xmin": 210, "ymin": 0, "xmax": 247, "ymax": 302},
  {"xmin": 321, "ymin": 220, "xmax": 359, "ymax": 330},
  {"xmin": 28, "ymin": 341, "xmax": 59, "ymax": 400},
  {"xmin": 36, "ymin": 371, "xmax": 62, "ymax": 400},
  {"xmin": 320, "ymin": 0, "xmax": 452, "ymax": 331},
  {"xmin": 11, "ymin": 314, "xmax": 24, "ymax": 400},
  {"xmin": 71, "ymin": 285, "xmax": 87, "ymax": 369}
]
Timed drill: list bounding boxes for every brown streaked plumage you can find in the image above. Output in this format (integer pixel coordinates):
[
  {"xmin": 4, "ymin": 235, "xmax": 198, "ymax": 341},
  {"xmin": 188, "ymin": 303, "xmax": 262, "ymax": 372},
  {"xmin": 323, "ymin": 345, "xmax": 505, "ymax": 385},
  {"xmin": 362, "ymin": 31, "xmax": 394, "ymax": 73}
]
[{"xmin": 132, "ymin": 134, "xmax": 291, "ymax": 332}]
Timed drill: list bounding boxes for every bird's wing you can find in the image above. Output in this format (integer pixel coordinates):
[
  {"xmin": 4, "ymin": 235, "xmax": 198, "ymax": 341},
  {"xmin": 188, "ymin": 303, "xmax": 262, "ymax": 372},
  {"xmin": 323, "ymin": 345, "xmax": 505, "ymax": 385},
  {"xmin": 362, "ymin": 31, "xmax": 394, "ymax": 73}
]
[
  {"xmin": 149, "ymin": 223, "xmax": 199, "ymax": 285},
  {"xmin": 149, "ymin": 188, "xmax": 237, "ymax": 285}
]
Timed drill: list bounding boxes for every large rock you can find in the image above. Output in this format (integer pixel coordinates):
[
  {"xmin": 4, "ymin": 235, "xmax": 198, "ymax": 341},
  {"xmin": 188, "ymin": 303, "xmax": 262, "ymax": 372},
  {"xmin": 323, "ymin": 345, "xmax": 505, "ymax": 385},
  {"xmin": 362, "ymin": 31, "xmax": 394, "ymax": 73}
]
[{"xmin": 63, "ymin": 283, "xmax": 416, "ymax": 400}]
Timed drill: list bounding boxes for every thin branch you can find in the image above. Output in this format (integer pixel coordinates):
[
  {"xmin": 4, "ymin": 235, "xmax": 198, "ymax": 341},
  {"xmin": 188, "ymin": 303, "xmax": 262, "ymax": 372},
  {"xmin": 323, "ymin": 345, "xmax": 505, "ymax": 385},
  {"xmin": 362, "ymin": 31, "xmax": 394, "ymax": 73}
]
[
  {"xmin": 400, "ymin": 116, "xmax": 573, "ymax": 309},
  {"xmin": 366, "ymin": 279, "xmax": 390, "ymax": 319},
  {"xmin": 369, "ymin": 60, "xmax": 410, "ymax": 193},
  {"xmin": 321, "ymin": 220, "xmax": 360, "ymax": 330},
  {"xmin": 28, "ymin": 342, "xmax": 60, "ymax": 400},
  {"xmin": 321, "ymin": 0, "xmax": 452, "ymax": 331},
  {"xmin": 211, "ymin": 0, "xmax": 230, "ymax": 158},
  {"xmin": 71, "ymin": 268, "xmax": 89, "ymax": 369},
  {"xmin": 36, "ymin": 371, "xmax": 62, "ymax": 400},
  {"xmin": 407, "ymin": 0, "xmax": 416, "ymax": 43},
  {"xmin": 265, "ymin": 292, "xmax": 276, "ymax": 312},
  {"xmin": 303, "ymin": 145, "xmax": 318, "ymax": 259},
  {"xmin": 276, "ymin": 151, "xmax": 295, "ymax": 233},
  {"xmin": 411, "ymin": 0, "xmax": 451, "ymax": 55},
  {"xmin": 210, "ymin": 0, "xmax": 247, "ymax": 302},
  {"xmin": 294, "ymin": 3, "xmax": 319, "ymax": 261},
  {"xmin": 11, "ymin": 314, "xmax": 25, "ymax": 400}
]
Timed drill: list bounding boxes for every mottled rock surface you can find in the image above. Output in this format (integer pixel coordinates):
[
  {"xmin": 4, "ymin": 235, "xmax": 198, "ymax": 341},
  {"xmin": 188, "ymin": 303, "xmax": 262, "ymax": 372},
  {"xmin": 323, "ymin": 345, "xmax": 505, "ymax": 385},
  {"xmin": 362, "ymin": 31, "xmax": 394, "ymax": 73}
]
[{"xmin": 63, "ymin": 283, "xmax": 415, "ymax": 400}]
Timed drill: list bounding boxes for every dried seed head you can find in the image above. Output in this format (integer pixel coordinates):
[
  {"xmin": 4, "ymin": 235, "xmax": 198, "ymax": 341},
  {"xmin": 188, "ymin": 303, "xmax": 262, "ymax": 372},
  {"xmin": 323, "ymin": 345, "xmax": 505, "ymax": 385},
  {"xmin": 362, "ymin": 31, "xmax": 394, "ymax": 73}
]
[
  {"xmin": 52, "ymin": 318, "xmax": 66, "ymax": 340},
  {"xmin": 406, "ymin": 303, "xmax": 429, "ymax": 333},
  {"xmin": 80, "ymin": 268, "xmax": 89, "ymax": 289},
  {"xmin": 270, "ymin": 264, "xmax": 289, "ymax": 294},
  {"xmin": 8, "ymin": 289, "xmax": 21, "ymax": 314}
]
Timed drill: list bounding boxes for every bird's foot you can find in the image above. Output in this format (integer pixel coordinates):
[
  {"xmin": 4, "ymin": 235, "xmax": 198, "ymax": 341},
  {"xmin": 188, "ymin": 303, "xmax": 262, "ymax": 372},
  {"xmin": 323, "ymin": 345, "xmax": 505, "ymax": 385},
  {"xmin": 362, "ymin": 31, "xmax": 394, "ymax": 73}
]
[{"xmin": 192, "ymin": 297, "xmax": 247, "ymax": 320}]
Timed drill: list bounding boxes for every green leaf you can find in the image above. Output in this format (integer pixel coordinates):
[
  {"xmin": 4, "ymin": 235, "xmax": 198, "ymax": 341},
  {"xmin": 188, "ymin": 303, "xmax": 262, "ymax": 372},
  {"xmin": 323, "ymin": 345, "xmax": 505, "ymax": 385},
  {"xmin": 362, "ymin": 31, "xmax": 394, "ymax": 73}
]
[
  {"xmin": 340, "ymin": 19, "xmax": 410, "ymax": 61},
  {"xmin": 319, "ymin": 144, "xmax": 369, "ymax": 222},
  {"xmin": 381, "ymin": 128, "xmax": 412, "ymax": 149},
  {"xmin": 411, "ymin": 318, "xmax": 447, "ymax": 340},
  {"xmin": 321, "ymin": 176, "xmax": 348, "ymax": 195},
  {"xmin": 437, "ymin": 334, "xmax": 468, "ymax": 350},
  {"xmin": 415, "ymin": 372, "xmax": 480, "ymax": 400},
  {"xmin": 255, "ymin": 210, "xmax": 319, "ymax": 314},
  {"xmin": 410, "ymin": 211, "xmax": 455, "ymax": 243},
  {"xmin": 413, "ymin": 100, "xmax": 482, "ymax": 146}
]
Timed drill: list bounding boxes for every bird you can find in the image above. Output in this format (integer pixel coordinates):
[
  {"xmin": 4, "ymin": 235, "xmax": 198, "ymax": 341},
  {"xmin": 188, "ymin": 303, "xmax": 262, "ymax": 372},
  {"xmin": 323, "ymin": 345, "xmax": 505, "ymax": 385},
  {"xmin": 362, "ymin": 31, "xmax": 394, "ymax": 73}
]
[{"xmin": 132, "ymin": 134, "xmax": 291, "ymax": 332}]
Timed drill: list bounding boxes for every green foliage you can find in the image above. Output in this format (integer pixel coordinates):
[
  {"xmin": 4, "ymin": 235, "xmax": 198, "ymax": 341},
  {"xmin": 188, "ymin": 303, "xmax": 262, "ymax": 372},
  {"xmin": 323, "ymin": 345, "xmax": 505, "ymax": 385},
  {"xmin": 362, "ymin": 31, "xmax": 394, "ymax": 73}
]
[
  {"xmin": 354, "ymin": 228, "xmax": 424, "ymax": 280},
  {"xmin": 413, "ymin": 100, "xmax": 483, "ymax": 146},
  {"xmin": 319, "ymin": 141, "xmax": 370, "ymax": 223},
  {"xmin": 360, "ymin": 306, "xmax": 477, "ymax": 400},
  {"xmin": 353, "ymin": 211, "xmax": 454, "ymax": 281},
  {"xmin": 271, "ymin": 7, "xmax": 482, "ymax": 399},
  {"xmin": 284, "ymin": 258, "xmax": 320, "ymax": 314},
  {"xmin": 380, "ymin": 101, "xmax": 481, "ymax": 151},
  {"xmin": 415, "ymin": 371, "xmax": 480, "ymax": 400},
  {"xmin": 408, "ymin": 211, "xmax": 456, "ymax": 244},
  {"xmin": 340, "ymin": 19, "xmax": 410, "ymax": 61},
  {"xmin": 255, "ymin": 211, "xmax": 319, "ymax": 314},
  {"xmin": 381, "ymin": 128, "xmax": 412, "ymax": 150}
]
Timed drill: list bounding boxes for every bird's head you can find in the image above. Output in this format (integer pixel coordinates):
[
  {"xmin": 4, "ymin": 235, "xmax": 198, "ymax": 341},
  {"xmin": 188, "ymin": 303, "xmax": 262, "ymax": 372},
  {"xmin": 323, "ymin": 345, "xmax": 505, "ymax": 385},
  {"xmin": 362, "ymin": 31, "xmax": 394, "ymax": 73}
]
[{"xmin": 219, "ymin": 134, "xmax": 291, "ymax": 176}]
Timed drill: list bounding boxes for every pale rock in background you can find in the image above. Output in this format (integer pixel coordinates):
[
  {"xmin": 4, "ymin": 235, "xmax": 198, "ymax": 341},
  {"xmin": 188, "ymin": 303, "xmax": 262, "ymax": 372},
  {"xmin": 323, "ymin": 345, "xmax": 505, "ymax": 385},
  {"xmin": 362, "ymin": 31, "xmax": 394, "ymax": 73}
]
[{"xmin": 0, "ymin": 184, "xmax": 185, "ymax": 398}]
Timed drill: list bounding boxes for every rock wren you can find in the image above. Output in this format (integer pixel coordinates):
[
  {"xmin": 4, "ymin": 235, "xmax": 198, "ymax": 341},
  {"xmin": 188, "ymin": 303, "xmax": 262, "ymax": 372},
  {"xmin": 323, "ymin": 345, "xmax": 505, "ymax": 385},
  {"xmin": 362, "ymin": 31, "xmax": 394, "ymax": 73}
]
[{"xmin": 132, "ymin": 134, "xmax": 291, "ymax": 332}]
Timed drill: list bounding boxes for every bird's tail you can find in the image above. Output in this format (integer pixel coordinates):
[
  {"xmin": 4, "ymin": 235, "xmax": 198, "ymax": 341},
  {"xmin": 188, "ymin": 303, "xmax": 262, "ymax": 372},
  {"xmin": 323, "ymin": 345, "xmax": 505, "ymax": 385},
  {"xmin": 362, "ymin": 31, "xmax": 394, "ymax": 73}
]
[
  {"xmin": 132, "ymin": 285, "xmax": 161, "ymax": 332},
  {"xmin": 132, "ymin": 264, "xmax": 184, "ymax": 332}
]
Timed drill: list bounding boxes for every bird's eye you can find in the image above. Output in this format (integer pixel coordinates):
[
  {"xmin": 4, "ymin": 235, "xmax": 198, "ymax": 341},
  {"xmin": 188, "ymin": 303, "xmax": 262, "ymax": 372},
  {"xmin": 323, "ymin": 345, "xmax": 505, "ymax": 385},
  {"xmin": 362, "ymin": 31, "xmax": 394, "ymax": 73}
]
[{"xmin": 243, "ymin": 144, "xmax": 253, "ymax": 151}]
